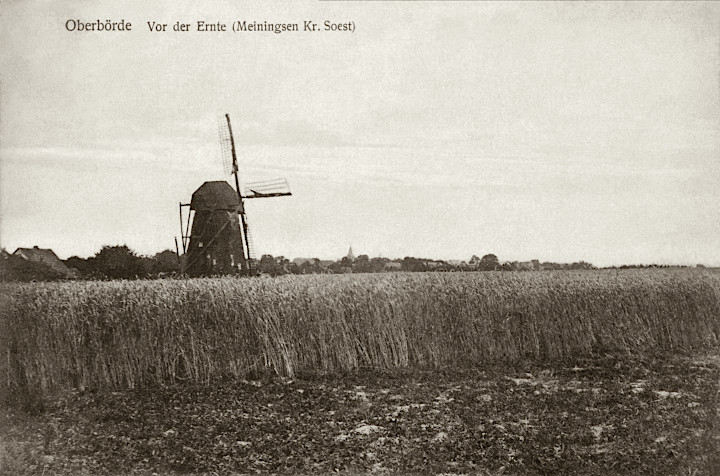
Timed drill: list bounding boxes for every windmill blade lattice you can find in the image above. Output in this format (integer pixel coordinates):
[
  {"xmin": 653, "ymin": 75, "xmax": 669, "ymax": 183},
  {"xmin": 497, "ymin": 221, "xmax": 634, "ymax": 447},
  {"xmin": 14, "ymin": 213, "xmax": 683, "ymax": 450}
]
[
  {"xmin": 244, "ymin": 178, "xmax": 292, "ymax": 198},
  {"xmin": 218, "ymin": 116, "xmax": 237, "ymax": 175},
  {"xmin": 244, "ymin": 214, "xmax": 257, "ymax": 261}
]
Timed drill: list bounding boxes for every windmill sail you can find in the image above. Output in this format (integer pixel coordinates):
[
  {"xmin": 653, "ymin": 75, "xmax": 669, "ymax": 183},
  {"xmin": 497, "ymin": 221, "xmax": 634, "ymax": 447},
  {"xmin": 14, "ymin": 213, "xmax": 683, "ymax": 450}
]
[
  {"xmin": 244, "ymin": 214, "xmax": 257, "ymax": 261},
  {"xmin": 244, "ymin": 178, "xmax": 292, "ymax": 198},
  {"xmin": 218, "ymin": 116, "xmax": 238, "ymax": 175}
]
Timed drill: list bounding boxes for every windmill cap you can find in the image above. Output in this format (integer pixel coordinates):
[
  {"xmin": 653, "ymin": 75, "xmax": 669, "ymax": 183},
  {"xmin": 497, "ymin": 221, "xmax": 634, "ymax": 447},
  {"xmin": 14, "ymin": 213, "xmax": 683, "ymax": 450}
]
[{"xmin": 190, "ymin": 181, "xmax": 243, "ymax": 212}]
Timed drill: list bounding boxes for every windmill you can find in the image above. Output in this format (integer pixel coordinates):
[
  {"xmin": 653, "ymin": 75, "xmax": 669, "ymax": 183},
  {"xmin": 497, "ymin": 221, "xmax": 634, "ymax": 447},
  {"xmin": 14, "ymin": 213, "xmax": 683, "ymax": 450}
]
[{"xmin": 178, "ymin": 114, "xmax": 292, "ymax": 276}]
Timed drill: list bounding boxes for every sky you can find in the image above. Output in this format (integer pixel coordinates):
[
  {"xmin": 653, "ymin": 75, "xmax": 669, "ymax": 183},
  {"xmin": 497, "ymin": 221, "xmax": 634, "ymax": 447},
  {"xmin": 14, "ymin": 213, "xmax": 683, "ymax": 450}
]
[{"xmin": 1, "ymin": 1, "xmax": 718, "ymax": 267}]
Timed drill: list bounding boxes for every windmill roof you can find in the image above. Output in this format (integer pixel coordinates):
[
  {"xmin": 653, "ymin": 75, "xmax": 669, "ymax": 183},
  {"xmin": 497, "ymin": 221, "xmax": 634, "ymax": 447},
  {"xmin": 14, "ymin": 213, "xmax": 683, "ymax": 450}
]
[{"xmin": 191, "ymin": 181, "xmax": 243, "ymax": 212}]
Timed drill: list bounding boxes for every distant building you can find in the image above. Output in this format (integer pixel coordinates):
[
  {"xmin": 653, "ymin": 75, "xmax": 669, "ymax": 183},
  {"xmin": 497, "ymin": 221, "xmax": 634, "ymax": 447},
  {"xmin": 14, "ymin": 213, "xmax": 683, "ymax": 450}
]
[
  {"xmin": 346, "ymin": 246, "xmax": 355, "ymax": 261},
  {"xmin": 384, "ymin": 262, "xmax": 402, "ymax": 271},
  {"xmin": 13, "ymin": 246, "xmax": 79, "ymax": 278},
  {"xmin": 513, "ymin": 260, "xmax": 540, "ymax": 271}
]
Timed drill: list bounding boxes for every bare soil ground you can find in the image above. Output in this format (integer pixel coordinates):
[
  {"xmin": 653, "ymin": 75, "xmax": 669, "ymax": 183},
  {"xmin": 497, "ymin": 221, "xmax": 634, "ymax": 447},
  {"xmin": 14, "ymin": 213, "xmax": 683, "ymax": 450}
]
[{"xmin": 2, "ymin": 353, "xmax": 718, "ymax": 475}]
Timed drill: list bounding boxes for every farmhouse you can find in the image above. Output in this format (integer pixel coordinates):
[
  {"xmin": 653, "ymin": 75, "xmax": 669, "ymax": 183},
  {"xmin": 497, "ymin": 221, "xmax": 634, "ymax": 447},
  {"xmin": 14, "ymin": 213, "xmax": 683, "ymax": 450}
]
[
  {"xmin": 13, "ymin": 246, "xmax": 79, "ymax": 278},
  {"xmin": 513, "ymin": 260, "xmax": 540, "ymax": 271}
]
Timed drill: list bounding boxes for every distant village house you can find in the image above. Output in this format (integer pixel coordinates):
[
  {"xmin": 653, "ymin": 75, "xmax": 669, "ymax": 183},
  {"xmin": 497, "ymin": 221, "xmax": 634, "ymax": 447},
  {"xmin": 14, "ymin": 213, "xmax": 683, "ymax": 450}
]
[{"xmin": 13, "ymin": 246, "xmax": 79, "ymax": 279}]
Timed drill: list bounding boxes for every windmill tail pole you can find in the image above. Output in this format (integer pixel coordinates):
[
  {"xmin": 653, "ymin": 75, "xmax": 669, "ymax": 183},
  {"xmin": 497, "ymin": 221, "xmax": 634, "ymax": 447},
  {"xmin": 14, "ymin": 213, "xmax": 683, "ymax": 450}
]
[
  {"xmin": 174, "ymin": 237, "xmax": 184, "ymax": 274},
  {"xmin": 179, "ymin": 203, "xmax": 186, "ymax": 254}
]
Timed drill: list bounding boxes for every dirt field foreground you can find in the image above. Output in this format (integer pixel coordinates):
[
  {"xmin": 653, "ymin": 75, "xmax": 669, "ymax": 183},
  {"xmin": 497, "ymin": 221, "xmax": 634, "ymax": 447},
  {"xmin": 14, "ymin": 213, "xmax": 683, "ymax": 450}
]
[{"xmin": 1, "ymin": 353, "xmax": 718, "ymax": 475}]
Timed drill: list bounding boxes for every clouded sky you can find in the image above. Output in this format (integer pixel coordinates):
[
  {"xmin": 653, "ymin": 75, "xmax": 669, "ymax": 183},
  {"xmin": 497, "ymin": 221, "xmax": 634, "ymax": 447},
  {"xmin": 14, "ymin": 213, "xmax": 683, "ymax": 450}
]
[{"xmin": 1, "ymin": 1, "xmax": 718, "ymax": 266}]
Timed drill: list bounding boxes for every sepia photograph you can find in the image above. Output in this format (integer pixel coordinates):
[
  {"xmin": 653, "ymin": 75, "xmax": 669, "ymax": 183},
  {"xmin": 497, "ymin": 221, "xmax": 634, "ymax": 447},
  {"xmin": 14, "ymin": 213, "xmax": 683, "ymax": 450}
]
[{"xmin": 1, "ymin": 1, "xmax": 719, "ymax": 474}]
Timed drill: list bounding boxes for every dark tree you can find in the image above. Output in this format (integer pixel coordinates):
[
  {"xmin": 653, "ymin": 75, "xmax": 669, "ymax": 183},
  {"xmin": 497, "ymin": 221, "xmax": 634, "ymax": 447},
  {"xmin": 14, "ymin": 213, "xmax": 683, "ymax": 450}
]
[
  {"xmin": 149, "ymin": 250, "xmax": 181, "ymax": 275},
  {"xmin": 309, "ymin": 258, "xmax": 323, "ymax": 273},
  {"xmin": 478, "ymin": 254, "xmax": 500, "ymax": 271},
  {"xmin": 369, "ymin": 257, "xmax": 389, "ymax": 273},
  {"xmin": 293, "ymin": 258, "xmax": 323, "ymax": 274},
  {"xmin": 64, "ymin": 256, "xmax": 93, "ymax": 276},
  {"xmin": 258, "ymin": 255, "xmax": 290, "ymax": 276},
  {"xmin": 353, "ymin": 254, "xmax": 372, "ymax": 273},
  {"xmin": 93, "ymin": 245, "xmax": 147, "ymax": 279},
  {"xmin": 259, "ymin": 254, "xmax": 280, "ymax": 276},
  {"xmin": 569, "ymin": 261, "xmax": 595, "ymax": 270},
  {"xmin": 276, "ymin": 256, "xmax": 290, "ymax": 275},
  {"xmin": 401, "ymin": 257, "xmax": 427, "ymax": 272}
]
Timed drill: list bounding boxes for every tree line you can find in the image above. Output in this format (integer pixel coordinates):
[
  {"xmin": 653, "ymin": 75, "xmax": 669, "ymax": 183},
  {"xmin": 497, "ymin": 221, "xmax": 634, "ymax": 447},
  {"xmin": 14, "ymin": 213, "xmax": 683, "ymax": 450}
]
[
  {"xmin": 257, "ymin": 253, "xmax": 597, "ymax": 276},
  {"xmin": 0, "ymin": 245, "xmax": 180, "ymax": 281},
  {"xmin": 64, "ymin": 246, "xmax": 181, "ymax": 279},
  {"xmin": 1, "ymin": 245, "xmax": 599, "ymax": 281}
]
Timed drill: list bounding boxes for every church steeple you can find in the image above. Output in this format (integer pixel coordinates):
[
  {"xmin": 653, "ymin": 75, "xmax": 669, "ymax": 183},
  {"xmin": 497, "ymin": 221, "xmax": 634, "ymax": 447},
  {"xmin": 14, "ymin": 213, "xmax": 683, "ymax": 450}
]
[{"xmin": 346, "ymin": 246, "xmax": 355, "ymax": 261}]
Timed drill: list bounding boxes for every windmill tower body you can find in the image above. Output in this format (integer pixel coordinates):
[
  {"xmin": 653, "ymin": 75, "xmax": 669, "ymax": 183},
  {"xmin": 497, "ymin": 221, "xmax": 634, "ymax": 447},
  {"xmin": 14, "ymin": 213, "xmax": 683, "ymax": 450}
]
[
  {"xmin": 178, "ymin": 114, "xmax": 292, "ymax": 277},
  {"xmin": 185, "ymin": 181, "xmax": 246, "ymax": 276}
]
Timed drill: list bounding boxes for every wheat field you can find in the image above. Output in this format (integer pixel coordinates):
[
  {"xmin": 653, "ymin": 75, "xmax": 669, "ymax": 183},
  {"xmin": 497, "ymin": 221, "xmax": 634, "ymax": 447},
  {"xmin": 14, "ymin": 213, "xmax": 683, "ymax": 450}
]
[{"xmin": 2, "ymin": 270, "xmax": 719, "ymax": 400}]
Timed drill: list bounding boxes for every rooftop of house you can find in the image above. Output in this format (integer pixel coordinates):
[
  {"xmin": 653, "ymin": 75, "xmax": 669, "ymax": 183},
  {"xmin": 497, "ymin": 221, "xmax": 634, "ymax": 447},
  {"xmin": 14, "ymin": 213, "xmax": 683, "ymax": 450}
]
[{"xmin": 14, "ymin": 246, "xmax": 72, "ymax": 276}]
